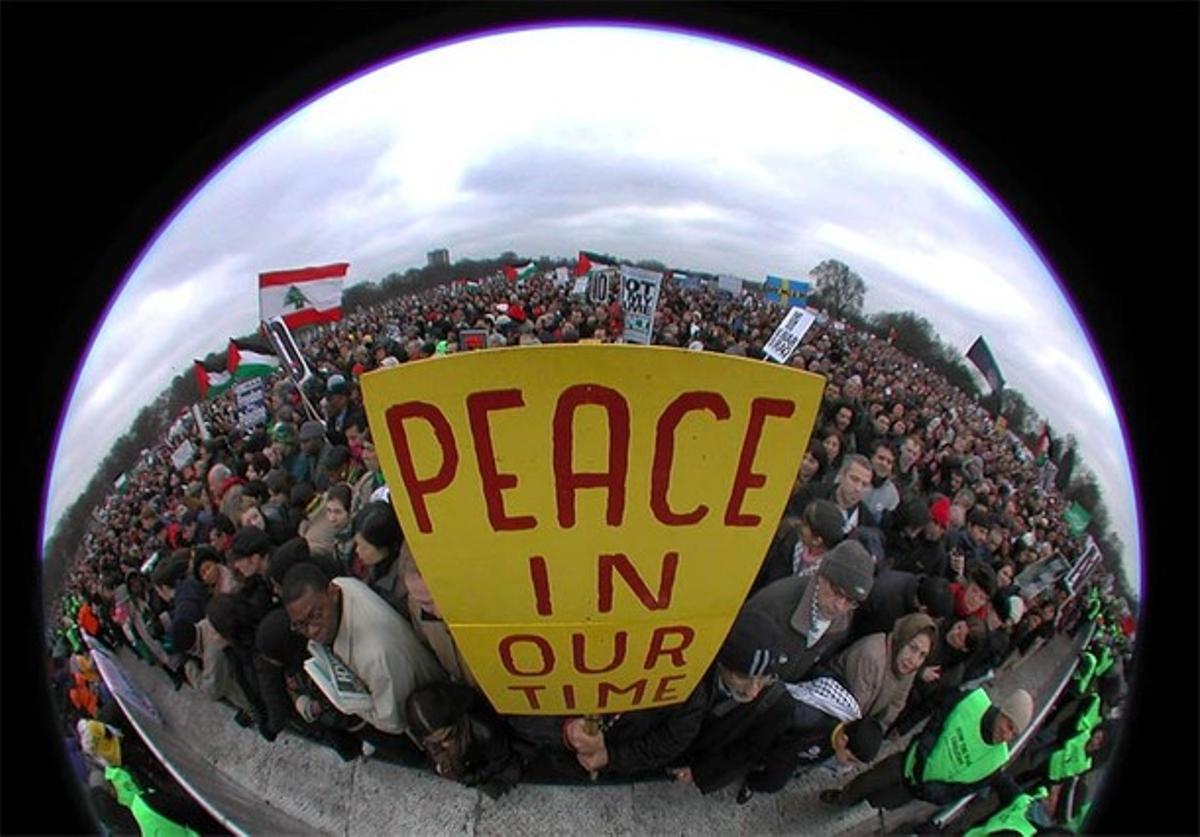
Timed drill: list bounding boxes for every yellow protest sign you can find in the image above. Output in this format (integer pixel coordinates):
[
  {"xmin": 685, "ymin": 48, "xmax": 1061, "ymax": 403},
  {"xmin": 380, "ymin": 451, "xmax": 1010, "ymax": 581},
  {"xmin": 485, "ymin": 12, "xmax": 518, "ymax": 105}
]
[{"xmin": 360, "ymin": 345, "xmax": 825, "ymax": 714}]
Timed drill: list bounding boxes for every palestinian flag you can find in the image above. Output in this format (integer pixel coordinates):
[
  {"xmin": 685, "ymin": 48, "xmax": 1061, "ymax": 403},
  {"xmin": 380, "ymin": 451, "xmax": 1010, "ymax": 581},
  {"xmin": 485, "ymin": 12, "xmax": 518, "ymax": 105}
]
[
  {"xmin": 228, "ymin": 338, "xmax": 281, "ymax": 381},
  {"xmin": 502, "ymin": 261, "xmax": 537, "ymax": 283},
  {"xmin": 259, "ymin": 262, "xmax": 349, "ymax": 329},
  {"xmin": 194, "ymin": 357, "xmax": 233, "ymax": 400},
  {"xmin": 575, "ymin": 251, "xmax": 617, "ymax": 277}
]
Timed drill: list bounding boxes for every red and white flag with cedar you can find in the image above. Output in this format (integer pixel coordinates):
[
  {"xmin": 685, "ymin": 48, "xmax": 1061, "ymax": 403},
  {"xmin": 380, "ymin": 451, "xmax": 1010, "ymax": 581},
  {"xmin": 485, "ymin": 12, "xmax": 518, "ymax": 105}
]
[{"xmin": 259, "ymin": 262, "xmax": 349, "ymax": 329}]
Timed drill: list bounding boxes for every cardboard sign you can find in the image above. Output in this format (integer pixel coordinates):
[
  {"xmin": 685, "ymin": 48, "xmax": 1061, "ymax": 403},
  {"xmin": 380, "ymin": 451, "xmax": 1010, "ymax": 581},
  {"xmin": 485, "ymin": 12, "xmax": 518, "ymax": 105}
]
[
  {"xmin": 234, "ymin": 377, "xmax": 268, "ymax": 431},
  {"xmin": 619, "ymin": 266, "xmax": 663, "ymax": 345},
  {"xmin": 361, "ymin": 345, "xmax": 825, "ymax": 715},
  {"xmin": 170, "ymin": 439, "xmax": 196, "ymax": 471},
  {"xmin": 763, "ymin": 307, "xmax": 817, "ymax": 364}
]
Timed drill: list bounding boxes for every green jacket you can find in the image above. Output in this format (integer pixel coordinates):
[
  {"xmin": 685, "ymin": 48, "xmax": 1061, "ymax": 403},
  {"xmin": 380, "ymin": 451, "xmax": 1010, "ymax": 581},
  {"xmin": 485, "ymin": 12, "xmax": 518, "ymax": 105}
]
[
  {"xmin": 1048, "ymin": 729, "xmax": 1093, "ymax": 781},
  {"xmin": 104, "ymin": 766, "xmax": 199, "ymax": 837},
  {"xmin": 1072, "ymin": 651, "xmax": 1097, "ymax": 694},
  {"xmin": 964, "ymin": 786, "xmax": 1049, "ymax": 837},
  {"xmin": 905, "ymin": 688, "xmax": 1010, "ymax": 788},
  {"xmin": 1073, "ymin": 694, "xmax": 1102, "ymax": 736}
]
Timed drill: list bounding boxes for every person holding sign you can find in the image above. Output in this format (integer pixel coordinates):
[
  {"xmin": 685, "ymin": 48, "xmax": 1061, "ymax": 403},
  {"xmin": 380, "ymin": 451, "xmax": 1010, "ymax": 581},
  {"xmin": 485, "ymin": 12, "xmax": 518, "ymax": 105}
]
[{"xmin": 280, "ymin": 563, "xmax": 445, "ymax": 764}]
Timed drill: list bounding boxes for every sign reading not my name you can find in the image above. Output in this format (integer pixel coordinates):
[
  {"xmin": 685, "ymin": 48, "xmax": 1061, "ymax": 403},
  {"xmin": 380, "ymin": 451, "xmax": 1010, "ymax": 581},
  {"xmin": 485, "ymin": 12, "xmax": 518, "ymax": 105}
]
[
  {"xmin": 361, "ymin": 345, "xmax": 825, "ymax": 715},
  {"xmin": 619, "ymin": 266, "xmax": 663, "ymax": 345}
]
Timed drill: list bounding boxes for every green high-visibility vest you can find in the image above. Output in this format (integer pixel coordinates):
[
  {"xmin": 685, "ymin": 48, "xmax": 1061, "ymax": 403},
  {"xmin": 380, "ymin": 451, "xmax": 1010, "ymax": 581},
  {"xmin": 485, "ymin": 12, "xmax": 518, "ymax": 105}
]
[
  {"xmin": 104, "ymin": 766, "xmax": 199, "ymax": 837},
  {"xmin": 964, "ymin": 786, "xmax": 1049, "ymax": 837},
  {"xmin": 1073, "ymin": 651, "xmax": 1097, "ymax": 694},
  {"xmin": 1073, "ymin": 694, "xmax": 1102, "ymax": 736},
  {"xmin": 906, "ymin": 688, "xmax": 1010, "ymax": 786},
  {"xmin": 1065, "ymin": 799, "xmax": 1093, "ymax": 833},
  {"xmin": 1048, "ymin": 729, "xmax": 1093, "ymax": 781},
  {"xmin": 1094, "ymin": 646, "xmax": 1114, "ymax": 678}
]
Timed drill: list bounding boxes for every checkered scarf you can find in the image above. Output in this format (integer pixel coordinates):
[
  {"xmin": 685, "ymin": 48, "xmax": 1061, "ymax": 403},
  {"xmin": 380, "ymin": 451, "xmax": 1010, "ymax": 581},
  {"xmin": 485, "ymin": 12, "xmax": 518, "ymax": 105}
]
[{"xmin": 785, "ymin": 676, "xmax": 862, "ymax": 723}]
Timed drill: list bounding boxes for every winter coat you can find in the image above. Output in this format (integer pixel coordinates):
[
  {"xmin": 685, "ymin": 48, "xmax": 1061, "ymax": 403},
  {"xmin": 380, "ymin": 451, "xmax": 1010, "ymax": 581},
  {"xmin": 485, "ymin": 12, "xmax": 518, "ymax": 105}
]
[{"xmin": 742, "ymin": 574, "xmax": 856, "ymax": 685}]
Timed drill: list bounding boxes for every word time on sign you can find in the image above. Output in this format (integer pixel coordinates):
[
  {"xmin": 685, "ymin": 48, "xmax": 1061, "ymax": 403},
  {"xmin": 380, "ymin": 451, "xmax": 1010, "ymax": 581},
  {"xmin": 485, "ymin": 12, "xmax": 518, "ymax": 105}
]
[{"xmin": 361, "ymin": 345, "xmax": 825, "ymax": 714}]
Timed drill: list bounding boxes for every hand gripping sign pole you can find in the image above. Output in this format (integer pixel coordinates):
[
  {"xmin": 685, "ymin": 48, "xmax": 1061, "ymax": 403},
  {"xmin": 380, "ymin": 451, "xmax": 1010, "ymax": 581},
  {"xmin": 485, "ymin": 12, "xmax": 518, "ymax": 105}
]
[
  {"xmin": 359, "ymin": 344, "xmax": 826, "ymax": 721},
  {"xmin": 261, "ymin": 316, "xmax": 324, "ymax": 426}
]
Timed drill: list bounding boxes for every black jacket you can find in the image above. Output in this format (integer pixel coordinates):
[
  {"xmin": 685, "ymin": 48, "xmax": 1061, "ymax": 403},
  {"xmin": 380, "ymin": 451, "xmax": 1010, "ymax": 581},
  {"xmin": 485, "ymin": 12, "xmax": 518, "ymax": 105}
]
[
  {"xmin": 852, "ymin": 569, "xmax": 921, "ymax": 639},
  {"xmin": 675, "ymin": 675, "xmax": 793, "ymax": 794}
]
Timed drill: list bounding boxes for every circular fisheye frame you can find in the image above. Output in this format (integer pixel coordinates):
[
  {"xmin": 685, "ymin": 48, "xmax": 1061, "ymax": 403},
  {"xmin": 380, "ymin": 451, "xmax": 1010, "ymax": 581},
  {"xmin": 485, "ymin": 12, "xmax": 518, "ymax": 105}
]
[{"xmin": 40, "ymin": 20, "xmax": 1142, "ymax": 837}]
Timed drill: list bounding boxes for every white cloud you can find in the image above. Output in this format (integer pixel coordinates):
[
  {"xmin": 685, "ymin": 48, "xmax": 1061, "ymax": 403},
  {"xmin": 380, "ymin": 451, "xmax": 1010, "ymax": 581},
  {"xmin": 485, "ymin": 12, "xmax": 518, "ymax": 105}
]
[{"xmin": 43, "ymin": 26, "xmax": 1141, "ymax": 591}]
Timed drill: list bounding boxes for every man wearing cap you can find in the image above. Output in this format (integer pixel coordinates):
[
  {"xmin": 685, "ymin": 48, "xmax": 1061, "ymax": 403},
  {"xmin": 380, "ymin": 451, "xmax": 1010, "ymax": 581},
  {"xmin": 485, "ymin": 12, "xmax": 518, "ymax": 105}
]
[
  {"xmin": 322, "ymin": 374, "xmax": 365, "ymax": 436},
  {"xmin": 741, "ymin": 540, "xmax": 876, "ymax": 686},
  {"xmin": 821, "ymin": 686, "xmax": 1033, "ymax": 809},
  {"xmin": 664, "ymin": 610, "xmax": 796, "ymax": 795},
  {"xmin": 227, "ymin": 527, "xmax": 275, "ymax": 620},
  {"xmin": 296, "ymin": 420, "xmax": 330, "ymax": 490},
  {"xmin": 894, "ymin": 496, "xmax": 951, "ymax": 578}
]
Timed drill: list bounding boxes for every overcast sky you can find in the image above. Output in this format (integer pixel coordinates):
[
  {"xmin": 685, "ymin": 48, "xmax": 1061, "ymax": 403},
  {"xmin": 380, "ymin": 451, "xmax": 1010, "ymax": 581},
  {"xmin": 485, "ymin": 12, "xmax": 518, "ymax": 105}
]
[{"xmin": 41, "ymin": 26, "xmax": 1141, "ymax": 591}]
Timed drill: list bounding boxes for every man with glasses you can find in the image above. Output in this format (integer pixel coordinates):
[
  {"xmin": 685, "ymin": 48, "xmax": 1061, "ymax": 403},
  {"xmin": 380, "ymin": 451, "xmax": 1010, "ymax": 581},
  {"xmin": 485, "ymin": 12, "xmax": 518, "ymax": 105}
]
[
  {"xmin": 740, "ymin": 539, "xmax": 876, "ymax": 686},
  {"xmin": 281, "ymin": 562, "xmax": 444, "ymax": 763}
]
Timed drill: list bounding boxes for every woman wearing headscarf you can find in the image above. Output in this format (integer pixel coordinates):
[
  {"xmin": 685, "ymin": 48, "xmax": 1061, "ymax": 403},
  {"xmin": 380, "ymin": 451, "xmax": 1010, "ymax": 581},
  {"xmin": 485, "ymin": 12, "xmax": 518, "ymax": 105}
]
[{"xmin": 826, "ymin": 612, "xmax": 939, "ymax": 730}]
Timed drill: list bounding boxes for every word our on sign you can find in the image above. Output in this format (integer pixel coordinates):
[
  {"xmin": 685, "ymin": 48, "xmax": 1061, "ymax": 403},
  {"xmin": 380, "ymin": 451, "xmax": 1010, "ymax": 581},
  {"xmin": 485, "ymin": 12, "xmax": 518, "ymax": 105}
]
[{"xmin": 361, "ymin": 345, "xmax": 825, "ymax": 715}]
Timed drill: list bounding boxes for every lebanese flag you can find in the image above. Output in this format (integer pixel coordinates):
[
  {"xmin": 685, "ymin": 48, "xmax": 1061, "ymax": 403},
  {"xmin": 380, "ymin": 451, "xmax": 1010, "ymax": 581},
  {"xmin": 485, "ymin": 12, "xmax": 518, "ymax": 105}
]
[
  {"xmin": 259, "ymin": 262, "xmax": 349, "ymax": 329},
  {"xmin": 227, "ymin": 338, "xmax": 281, "ymax": 381},
  {"xmin": 194, "ymin": 358, "xmax": 233, "ymax": 400}
]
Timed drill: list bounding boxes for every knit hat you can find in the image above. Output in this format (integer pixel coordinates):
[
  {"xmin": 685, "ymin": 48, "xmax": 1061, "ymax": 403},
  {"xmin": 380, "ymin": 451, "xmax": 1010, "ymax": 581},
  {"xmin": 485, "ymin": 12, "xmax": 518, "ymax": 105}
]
[
  {"xmin": 965, "ymin": 560, "xmax": 997, "ymax": 596},
  {"xmin": 844, "ymin": 717, "xmax": 884, "ymax": 763},
  {"xmin": 818, "ymin": 541, "xmax": 875, "ymax": 602},
  {"xmin": 998, "ymin": 688, "xmax": 1034, "ymax": 734},
  {"xmin": 917, "ymin": 576, "xmax": 954, "ymax": 621},
  {"xmin": 805, "ymin": 500, "xmax": 846, "ymax": 548},
  {"xmin": 929, "ymin": 497, "xmax": 951, "ymax": 528},
  {"xmin": 300, "ymin": 420, "xmax": 326, "ymax": 442},
  {"xmin": 717, "ymin": 610, "xmax": 789, "ymax": 677},
  {"xmin": 230, "ymin": 526, "xmax": 271, "ymax": 559}
]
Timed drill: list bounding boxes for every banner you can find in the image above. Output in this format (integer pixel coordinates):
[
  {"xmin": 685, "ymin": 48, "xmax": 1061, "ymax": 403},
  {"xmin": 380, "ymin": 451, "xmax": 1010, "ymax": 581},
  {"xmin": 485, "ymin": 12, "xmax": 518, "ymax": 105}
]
[
  {"xmin": 259, "ymin": 262, "xmax": 348, "ymax": 329},
  {"xmin": 459, "ymin": 329, "xmax": 488, "ymax": 352},
  {"xmin": 966, "ymin": 336, "xmax": 1005, "ymax": 392},
  {"xmin": 587, "ymin": 270, "xmax": 613, "ymax": 305},
  {"xmin": 1064, "ymin": 501, "xmax": 1092, "ymax": 537},
  {"xmin": 170, "ymin": 439, "xmax": 196, "ymax": 471},
  {"xmin": 361, "ymin": 345, "xmax": 825, "ymax": 715},
  {"xmin": 262, "ymin": 316, "xmax": 314, "ymax": 388},
  {"xmin": 763, "ymin": 275, "xmax": 810, "ymax": 308},
  {"xmin": 234, "ymin": 378, "xmax": 269, "ymax": 431},
  {"xmin": 717, "ymin": 275, "xmax": 743, "ymax": 297},
  {"xmin": 619, "ymin": 266, "xmax": 663, "ymax": 345},
  {"xmin": 763, "ymin": 307, "xmax": 817, "ymax": 364}
]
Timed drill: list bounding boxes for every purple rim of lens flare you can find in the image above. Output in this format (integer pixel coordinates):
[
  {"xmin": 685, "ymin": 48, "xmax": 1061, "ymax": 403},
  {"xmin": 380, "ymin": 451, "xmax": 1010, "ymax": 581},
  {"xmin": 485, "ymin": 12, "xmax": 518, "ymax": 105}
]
[{"xmin": 41, "ymin": 19, "xmax": 1143, "ymax": 605}]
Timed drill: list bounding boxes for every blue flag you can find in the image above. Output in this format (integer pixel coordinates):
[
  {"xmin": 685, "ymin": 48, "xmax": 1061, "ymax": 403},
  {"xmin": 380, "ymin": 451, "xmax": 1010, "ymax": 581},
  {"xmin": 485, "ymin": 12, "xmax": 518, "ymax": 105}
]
[{"xmin": 764, "ymin": 275, "xmax": 810, "ymax": 308}]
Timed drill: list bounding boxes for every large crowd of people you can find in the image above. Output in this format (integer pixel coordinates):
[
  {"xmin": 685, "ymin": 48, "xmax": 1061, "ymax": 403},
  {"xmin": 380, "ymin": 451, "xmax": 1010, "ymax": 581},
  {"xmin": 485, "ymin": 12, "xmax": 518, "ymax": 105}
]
[{"xmin": 47, "ymin": 266, "xmax": 1135, "ymax": 832}]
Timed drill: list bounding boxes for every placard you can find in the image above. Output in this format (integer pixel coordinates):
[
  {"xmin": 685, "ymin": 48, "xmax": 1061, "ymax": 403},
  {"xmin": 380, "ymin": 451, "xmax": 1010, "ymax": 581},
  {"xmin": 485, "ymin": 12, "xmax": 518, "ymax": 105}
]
[
  {"xmin": 763, "ymin": 307, "xmax": 817, "ymax": 364},
  {"xmin": 170, "ymin": 439, "xmax": 196, "ymax": 471},
  {"xmin": 361, "ymin": 345, "xmax": 825, "ymax": 714},
  {"xmin": 234, "ymin": 377, "xmax": 268, "ymax": 431},
  {"xmin": 619, "ymin": 266, "xmax": 663, "ymax": 345}
]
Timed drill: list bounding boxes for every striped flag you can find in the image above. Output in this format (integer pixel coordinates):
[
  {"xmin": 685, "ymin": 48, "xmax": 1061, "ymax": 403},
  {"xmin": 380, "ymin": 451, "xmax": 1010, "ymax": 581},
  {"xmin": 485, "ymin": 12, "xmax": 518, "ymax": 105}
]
[
  {"xmin": 227, "ymin": 338, "xmax": 281, "ymax": 382},
  {"xmin": 502, "ymin": 262, "xmax": 537, "ymax": 283},
  {"xmin": 259, "ymin": 262, "xmax": 348, "ymax": 329},
  {"xmin": 194, "ymin": 357, "xmax": 233, "ymax": 400}
]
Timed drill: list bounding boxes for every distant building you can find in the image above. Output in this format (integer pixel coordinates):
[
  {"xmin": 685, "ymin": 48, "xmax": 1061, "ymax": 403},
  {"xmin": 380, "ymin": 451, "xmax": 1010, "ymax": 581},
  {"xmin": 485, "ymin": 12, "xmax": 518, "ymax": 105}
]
[{"xmin": 427, "ymin": 248, "xmax": 450, "ymax": 267}]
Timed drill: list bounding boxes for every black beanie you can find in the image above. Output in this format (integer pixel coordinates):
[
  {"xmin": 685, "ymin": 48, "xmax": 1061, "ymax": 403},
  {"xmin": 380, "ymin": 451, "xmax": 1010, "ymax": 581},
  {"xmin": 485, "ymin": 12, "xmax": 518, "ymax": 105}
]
[
  {"xmin": 717, "ymin": 610, "xmax": 788, "ymax": 677},
  {"xmin": 845, "ymin": 717, "xmax": 884, "ymax": 762},
  {"xmin": 918, "ymin": 576, "xmax": 954, "ymax": 621}
]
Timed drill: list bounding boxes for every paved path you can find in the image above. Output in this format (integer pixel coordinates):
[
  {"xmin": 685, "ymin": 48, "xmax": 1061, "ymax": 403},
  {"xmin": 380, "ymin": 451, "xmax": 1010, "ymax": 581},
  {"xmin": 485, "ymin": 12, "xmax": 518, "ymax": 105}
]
[{"xmin": 95, "ymin": 629, "xmax": 1086, "ymax": 836}]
